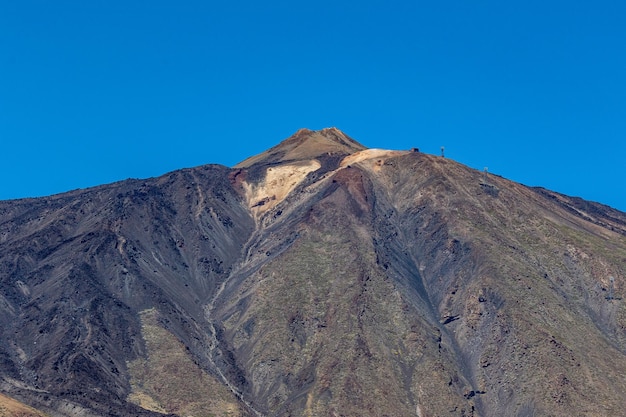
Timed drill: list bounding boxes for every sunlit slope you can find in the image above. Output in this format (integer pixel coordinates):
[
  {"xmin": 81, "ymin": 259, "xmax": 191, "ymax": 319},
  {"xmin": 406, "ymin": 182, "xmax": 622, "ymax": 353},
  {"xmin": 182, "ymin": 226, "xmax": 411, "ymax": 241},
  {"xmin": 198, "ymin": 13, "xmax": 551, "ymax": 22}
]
[{"xmin": 218, "ymin": 145, "xmax": 626, "ymax": 416}]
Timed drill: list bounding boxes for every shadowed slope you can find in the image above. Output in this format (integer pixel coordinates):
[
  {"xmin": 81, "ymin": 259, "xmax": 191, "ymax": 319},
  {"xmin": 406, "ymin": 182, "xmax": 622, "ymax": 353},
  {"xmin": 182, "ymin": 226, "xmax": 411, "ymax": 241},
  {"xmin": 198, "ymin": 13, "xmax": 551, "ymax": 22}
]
[{"xmin": 0, "ymin": 165, "xmax": 255, "ymax": 416}]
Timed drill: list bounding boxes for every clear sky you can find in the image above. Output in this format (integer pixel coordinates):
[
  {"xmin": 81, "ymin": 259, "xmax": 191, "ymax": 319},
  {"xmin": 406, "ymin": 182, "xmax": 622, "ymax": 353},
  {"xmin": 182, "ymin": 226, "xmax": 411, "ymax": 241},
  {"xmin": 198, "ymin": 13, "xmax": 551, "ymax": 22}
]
[{"xmin": 1, "ymin": 1, "xmax": 625, "ymax": 211}]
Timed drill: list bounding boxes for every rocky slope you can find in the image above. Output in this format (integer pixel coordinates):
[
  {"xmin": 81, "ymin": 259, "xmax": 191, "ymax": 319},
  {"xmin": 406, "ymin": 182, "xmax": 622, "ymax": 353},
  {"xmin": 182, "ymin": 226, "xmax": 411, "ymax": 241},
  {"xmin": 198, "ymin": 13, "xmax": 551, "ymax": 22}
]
[{"xmin": 1, "ymin": 128, "xmax": 625, "ymax": 416}]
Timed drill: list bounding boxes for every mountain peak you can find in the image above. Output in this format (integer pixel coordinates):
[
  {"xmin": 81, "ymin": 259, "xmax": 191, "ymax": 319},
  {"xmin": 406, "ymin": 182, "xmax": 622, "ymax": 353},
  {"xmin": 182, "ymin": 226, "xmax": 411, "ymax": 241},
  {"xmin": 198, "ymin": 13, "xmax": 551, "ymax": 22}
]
[
  {"xmin": 3, "ymin": 126, "xmax": 626, "ymax": 416},
  {"xmin": 234, "ymin": 127, "xmax": 366, "ymax": 168}
]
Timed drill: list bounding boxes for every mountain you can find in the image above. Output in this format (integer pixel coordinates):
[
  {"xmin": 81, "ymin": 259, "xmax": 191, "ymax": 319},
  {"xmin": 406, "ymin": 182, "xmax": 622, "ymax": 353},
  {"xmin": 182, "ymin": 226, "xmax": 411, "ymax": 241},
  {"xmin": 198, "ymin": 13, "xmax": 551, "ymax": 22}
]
[{"xmin": 1, "ymin": 128, "xmax": 626, "ymax": 416}]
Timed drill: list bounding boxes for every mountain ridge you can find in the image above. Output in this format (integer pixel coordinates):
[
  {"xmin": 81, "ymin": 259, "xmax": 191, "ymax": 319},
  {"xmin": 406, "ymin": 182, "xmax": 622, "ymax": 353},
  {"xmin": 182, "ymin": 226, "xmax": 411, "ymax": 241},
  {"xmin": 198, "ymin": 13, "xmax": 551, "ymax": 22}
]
[{"xmin": 1, "ymin": 128, "xmax": 625, "ymax": 416}]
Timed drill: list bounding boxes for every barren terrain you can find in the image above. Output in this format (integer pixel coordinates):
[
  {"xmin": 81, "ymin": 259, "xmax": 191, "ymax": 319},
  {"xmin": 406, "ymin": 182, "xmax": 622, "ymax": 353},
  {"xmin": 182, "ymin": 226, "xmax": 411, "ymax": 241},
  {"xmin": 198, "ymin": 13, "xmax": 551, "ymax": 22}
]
[{"xmin": 1, "ymin": 128, "xmax": 625, "ymax": 416}]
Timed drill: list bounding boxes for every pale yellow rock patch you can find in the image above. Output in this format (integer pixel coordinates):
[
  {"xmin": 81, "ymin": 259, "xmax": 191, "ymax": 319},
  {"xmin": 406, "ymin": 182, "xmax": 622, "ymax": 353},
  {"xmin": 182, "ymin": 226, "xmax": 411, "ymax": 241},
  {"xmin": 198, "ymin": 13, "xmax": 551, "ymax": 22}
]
[
  {"xmin": 340, "ymin": 149, "xmax": 408, "ymax": 170},
  {"xmin": 126, "ymin": 392, "xmax": 167, "ymax": 414},
  {"xmin": 242, "ymin": 160, "xmax": 321, "ymax": 219}
]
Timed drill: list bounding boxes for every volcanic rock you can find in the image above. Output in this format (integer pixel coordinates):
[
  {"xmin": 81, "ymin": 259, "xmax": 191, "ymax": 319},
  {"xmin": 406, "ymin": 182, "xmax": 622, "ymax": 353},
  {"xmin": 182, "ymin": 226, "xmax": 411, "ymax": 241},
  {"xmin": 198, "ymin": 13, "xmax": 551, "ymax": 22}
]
[{"xmin": 1, "ymin": 128, "xmax": 626, "ymax": 416}]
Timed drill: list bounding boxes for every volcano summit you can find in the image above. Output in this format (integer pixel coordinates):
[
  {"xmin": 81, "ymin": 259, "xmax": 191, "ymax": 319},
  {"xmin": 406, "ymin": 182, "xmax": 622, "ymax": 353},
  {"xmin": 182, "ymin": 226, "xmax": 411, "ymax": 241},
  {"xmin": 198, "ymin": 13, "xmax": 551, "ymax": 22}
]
[{"xmin": 1, "ymin": 128, "xmax": 626, "ymax": 416}]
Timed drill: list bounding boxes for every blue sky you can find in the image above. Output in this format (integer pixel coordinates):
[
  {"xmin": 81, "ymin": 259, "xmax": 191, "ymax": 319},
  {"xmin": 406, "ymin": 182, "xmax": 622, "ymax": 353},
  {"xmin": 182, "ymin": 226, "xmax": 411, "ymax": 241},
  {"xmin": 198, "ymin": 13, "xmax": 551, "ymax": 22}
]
[{"xmin": 1, "ymin": 1, "xmax": 625, "ymax": 211}]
